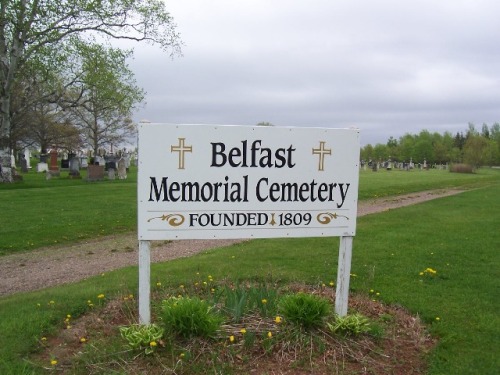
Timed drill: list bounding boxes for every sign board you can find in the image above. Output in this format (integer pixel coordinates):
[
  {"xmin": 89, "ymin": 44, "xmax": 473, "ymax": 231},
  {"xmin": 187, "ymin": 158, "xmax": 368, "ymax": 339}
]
[{"xmin": 138, "ymin": 124, "xmax": 360, "ymax": 240}]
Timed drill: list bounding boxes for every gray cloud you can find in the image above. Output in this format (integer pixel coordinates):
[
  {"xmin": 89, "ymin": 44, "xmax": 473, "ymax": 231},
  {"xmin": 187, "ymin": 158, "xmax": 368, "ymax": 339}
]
[{"xmin": 129, "ymin": 0, "xmax": 500, "ymax": 145}]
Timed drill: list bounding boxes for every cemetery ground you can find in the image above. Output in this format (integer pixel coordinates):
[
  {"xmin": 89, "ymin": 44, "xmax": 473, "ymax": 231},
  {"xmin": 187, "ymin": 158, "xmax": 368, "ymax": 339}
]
[{"xmin": 0, "ymin": 168, "xmax": 499, "ymax": 374}]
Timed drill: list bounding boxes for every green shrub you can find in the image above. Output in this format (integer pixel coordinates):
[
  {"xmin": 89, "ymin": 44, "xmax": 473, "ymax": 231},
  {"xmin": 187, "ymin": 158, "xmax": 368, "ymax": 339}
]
[
  {"xmin": 160, "ymin": 296, "xmax": 223, "ymax": 338},
  {"xmin": 450, "ymin": 163, "xmax": 474, "ymax": 173},
  {"xmin": 327, "ymin": 313, "xmax": 371, "ymax": 336},
  {"xmin": 278, "ymin": 292, "xmax": 331, "ymax": 329},
  {"xmin": 119, "ymin": 324, "xmax": 164, "ymax": 355}
]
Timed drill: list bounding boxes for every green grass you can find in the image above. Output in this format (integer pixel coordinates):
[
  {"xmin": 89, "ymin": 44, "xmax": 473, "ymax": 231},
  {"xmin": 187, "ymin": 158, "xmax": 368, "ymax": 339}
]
[
  {"xmin": 358, "ymin": 167, "xmax": 499, "ymax": 200},
  {"xmin": 1, "ymin": 166, "xmax": 498, "ymax": 255},
  {"xmin": 0, "ymin": 168, "xmax": 137, "ymax": 255},
  {"xmin": 0, "ymin": 167, "xmax": 499, "ymax": 373}
]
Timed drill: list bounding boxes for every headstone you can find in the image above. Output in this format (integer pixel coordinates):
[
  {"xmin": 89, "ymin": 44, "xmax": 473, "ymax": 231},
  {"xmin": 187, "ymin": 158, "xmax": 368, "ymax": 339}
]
[
  {"xmin": 48, "ymin": 149, "xmax": 60, "ymax": 177},
  {"xmin": 81, "ymin": 157, "xmax": 89, "ymax": 168},
  {"xmin": 40, "ymin": 153, "xmax": 48, "ymax": 163},
  {"xmin": 423, "ymin": 159, "xmax": 427, "ymax": 170},
  {"xmin": 108, "ymin": 168, "xmax": 116, "ymax": 180},
  {"xmin": 24, "ymin": 149, "xmax": 31, "ymax": 169},
  {"xmin": 37, "ymin": 162, "xmax": 49, "ymax": 173},
  {"xmin": 1, "ymin": 166, "xmax": 13, "ymax": 183},
  {"xmin": 10, "ymin": 151, "xmax": 15, "ymax": 168},
  {"xmin": 19, "ymin": 155, "xmax": 28, "ymax": 173},
  {"xmin": 117, "ymin": 158, "xmax": 127, "ymax": 179},
  {"xmin": 94, "ymin": 155, "xmax": 105, "ymax": 166},
  {"xmin": 69, "ymin": 157, "xmax": 81, "ymax": 178},
  {"xmin": 87, "ymin": 165, "xmax": 104, "ymax": 181},
  {"xmin": 123, "ymin": 154, "xmax": 131, "ymax": 171},
  {"xmin": 104, "ymin": 155, "xmax": 117, "ymax": 171}
]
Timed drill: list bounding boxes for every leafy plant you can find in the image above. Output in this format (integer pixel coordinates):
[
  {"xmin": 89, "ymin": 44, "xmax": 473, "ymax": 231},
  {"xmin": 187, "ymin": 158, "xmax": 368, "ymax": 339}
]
[
  {"xmin": 119, "ymin": 323, "xmax": 164, "ymax": 355},
  {"xmin": 328, "ymin": 313, "xmax": 371, "ymax": 336},
  {"xmin": 223, "ymin": 285, "xmax": 249, "ymax": 323},
  {"xmin": 160, "ymin": 296, "xmax": 223, "ymax": 338},
  {"xmin": 278, "ymin": 292, "xmax": 331, "ymax": 329}
]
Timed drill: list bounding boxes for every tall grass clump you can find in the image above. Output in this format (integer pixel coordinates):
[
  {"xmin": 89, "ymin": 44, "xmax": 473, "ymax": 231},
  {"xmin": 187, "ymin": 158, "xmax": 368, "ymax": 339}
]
[
  {"xmin": 160, "ymin": 296, "xmax": 223, "ymax": 339},
  {"xmin": 278, "ymin": 292, "xmax": 331, "ymax": 329}
]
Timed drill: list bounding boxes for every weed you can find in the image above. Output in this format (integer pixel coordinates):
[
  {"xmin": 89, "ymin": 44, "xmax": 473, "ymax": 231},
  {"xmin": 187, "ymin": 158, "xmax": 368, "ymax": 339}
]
[
  {"xmin": 160, "ymin": 296, "xmax": 223, "ymax": 339},
  {"xmin": 278, "ymin": 292, "xmax": 331, "ymax": 329},
  {"xmin": 327, "ymin": 313, "xmax": 371, "ymax": 336}
]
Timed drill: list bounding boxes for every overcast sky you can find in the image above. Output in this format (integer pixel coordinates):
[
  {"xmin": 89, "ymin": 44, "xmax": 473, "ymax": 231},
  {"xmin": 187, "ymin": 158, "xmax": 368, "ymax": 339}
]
[{"xmin": 128, "ymin": 0, "xmax": 500, "ymax": 146}]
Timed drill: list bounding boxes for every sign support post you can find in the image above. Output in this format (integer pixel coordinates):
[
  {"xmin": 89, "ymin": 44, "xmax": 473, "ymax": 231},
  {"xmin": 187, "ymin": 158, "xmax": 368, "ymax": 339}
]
[
  {"xmin": 335, "ymin": 236, "xmax": 353, "ymax": 316},
  {"xmin": 138, "ymin": 240, "xmax": 151, "ymax": 324}
]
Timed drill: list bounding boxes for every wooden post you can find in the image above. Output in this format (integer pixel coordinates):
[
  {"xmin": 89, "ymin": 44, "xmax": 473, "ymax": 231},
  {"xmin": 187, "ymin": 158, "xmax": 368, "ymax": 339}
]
[
  {"xmin": 139, "ymin": 240, "xmax": 151, "ymax": 324},
  {"xmin": 335, "ymin": 236, "xmax": 353, "ymax": 316}
]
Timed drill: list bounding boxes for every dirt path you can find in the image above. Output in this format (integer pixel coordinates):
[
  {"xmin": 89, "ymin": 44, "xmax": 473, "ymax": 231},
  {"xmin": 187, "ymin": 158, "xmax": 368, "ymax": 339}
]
[{"xmin": 0, "ymin": 189, "xmax": 465, "ymax": 296}]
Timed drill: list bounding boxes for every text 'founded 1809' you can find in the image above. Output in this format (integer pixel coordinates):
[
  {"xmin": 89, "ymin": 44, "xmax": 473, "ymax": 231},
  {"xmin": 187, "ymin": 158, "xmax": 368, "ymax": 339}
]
[{"xmin": 138, "ymin": 124, "xmax": 360, "ymax": 240}]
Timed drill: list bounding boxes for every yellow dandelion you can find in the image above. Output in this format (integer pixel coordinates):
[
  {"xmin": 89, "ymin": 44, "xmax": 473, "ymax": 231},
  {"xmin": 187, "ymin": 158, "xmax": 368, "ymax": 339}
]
[
  {"xmin": 150, "ymin": 341, "xmax": 157, "ymax": 347},
  {"xmin": 274, "ymin": 316, "xmax": 282, "ymax": 324},
  {"xmin": 156, "ymin": 282, "xmax": 162, "ymax": 287},
  {"xmin": 179, "ymin": 353, "xmax": 185, "ymax": 358},
  {"xmin": 261, "ymin": 299, "xmax": 268, "ymax": 304},
  {"xmin": 329, "ymin": 281, "xmax": 334, "ymax": 287},
  {"xmin": 240, "ymin": 328, "xmax": 247, "ymax": 334},
  {"xmin": 80, "ymin": 337, "xmax": 86, "ymax": 343},
  {"xmin": 41, "ymin": 337, "xmax": 47, "ymax": 341},
  {"xmin": 229, "ymin": 335, "xmax": 235, "ymax": 343},
  {"xmin": 50, "ymin": 359, "xmax": 58, "ymax": 366},
  {"xmin": 267, "ymin": 331, "xmax": 272, "ymax": 338},
  {"xmin": 435, "ymin": 317, "xmax": 441, "ymax": 321},
  {"xmin": 97, "ymin": 294, "xmax": 105, "ymax": 299}
]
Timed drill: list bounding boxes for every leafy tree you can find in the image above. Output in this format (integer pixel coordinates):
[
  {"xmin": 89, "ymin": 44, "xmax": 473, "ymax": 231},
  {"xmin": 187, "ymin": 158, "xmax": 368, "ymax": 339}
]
[
  {"xmin": 67, "ymin": 44, "xmax": 144, "ymax": 155},
  {"xmin": 481, "ymin": 123, "xmax": 490, "ymax": 139},
  {"xmin": 0, "ymin": 0, "xmax": 181, "ymax": 170},
  {"xmin": 398, "ymin": 133, "xmax": 416, "ymax": 162},
  {"xmin": 463, "ymin": 135, "xmax": 496, "ymax": 168},
  {"xmin": 360, "ymin": 144, "xmax": 374, "ymax": 162}
]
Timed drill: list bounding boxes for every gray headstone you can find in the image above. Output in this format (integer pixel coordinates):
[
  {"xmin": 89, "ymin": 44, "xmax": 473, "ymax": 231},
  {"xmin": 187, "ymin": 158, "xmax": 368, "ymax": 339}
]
[
  {"xmin": 117, "ymin": 158, "xmax": 127, "ymax": 179},
  {"xmin": 69, "ymin": 157, "xmax": 81, "ymax": 177},
  {"xmin": 37, "ymin": 162, "xmax": 49, "ymax": 173}
]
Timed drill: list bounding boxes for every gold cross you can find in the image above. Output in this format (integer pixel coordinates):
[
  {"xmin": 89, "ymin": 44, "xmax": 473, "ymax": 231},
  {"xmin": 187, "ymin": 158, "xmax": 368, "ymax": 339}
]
[
  {"xmin": 171, "ymin": 138, "xmax": 192, "ymax": 169},
  {"xmin": 312, "ymin": 141, "xmax": 331, "ymax": 171}
]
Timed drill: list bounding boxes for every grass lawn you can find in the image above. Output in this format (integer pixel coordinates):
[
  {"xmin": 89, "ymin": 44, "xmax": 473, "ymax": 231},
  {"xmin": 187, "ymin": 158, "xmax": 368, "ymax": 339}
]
[
  {"xmin": 0, "ymin": 167, "xmax": 498, "ymax": 373},
  {"xmin": 0, "ymin": 166, "xmax": 498, "ymax": 255}
]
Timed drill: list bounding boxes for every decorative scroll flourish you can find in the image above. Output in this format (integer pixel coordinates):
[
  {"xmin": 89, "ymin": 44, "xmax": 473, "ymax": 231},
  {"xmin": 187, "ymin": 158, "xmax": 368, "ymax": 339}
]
[
  {"xmin": 317, "ymin": 212, "xmax": 349, "ymax": 225},
  {"xmin": 147, "ymin": 214, "xmax": 185, "ymax": 227}
]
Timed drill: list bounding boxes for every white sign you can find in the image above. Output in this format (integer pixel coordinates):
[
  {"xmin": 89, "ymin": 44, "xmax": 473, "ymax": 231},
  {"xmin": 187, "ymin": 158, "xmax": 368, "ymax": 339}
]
[{"xmin": 138, "ymin": 124, "xmax": 360, "ymax": 240}]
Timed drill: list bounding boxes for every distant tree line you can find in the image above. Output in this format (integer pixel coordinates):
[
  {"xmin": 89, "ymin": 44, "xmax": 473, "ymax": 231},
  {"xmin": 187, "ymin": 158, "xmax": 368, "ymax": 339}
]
[{"xmin": 360, "ymin": 123, "xmax": 500, "ymax": 168}]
